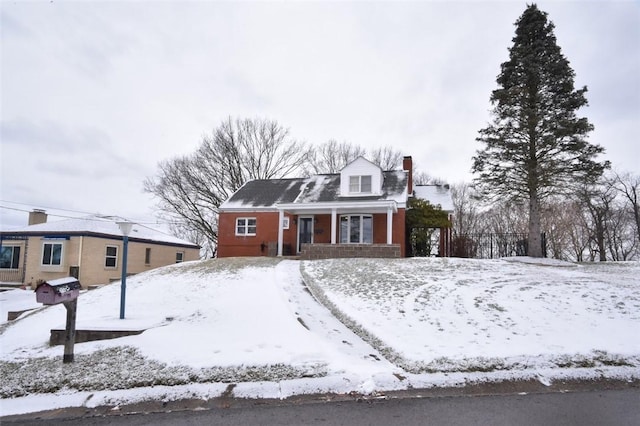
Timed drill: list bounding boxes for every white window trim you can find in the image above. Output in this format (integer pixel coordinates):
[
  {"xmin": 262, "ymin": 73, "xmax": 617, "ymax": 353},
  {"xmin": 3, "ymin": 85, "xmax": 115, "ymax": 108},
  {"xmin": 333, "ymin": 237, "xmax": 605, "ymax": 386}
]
[
  {"xmin": 105, "ymin": 245, "xmax": 118, "ymax": 269},
  {"xmin": 349, "ymin": 175, "xmax": 372, "ymax": 194},
  {"xmin": 282, "ymin": 217, "xmax": 290, "ymax": 230},
  {"xmin": 40, "ymin": 240, "xmax": 66, "ymax": 272},
  {"xmin": 236, "ymin": 217, "xmax": 257, "ymax": 236},
  {"xmin": 340, "ymin": 214, "xmax": 373, "ymax": 244},
  {"xmin": 176, "ymin": 251, "xmax": 184, "ymax": 263},
  {"xmin": 41, "ymin": 242, "xmax": 64, "ymax": 266}
]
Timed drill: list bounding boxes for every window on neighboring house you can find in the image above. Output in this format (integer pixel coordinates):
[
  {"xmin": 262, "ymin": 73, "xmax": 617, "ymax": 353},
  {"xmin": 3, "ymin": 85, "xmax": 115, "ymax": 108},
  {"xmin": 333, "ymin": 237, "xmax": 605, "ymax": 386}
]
[
  {"xmin": 145, "ymin": 248, "xmax": 151, "ymax": 265},
  {"xmin": 0, "ymin": 246, "xmax": 20, "ymax": 269},
  {"xmin": 236, "ymin": 218, "xmax": 257, "ymax": 236},
  {"xmin": 42, "ymin": 242, "xmax": 63, "ymax": 266},
  {"xmin": 349, "ymin": 175, "xmax": 372, "ymax": 193},
  {"xmin": 340, "ymin": 215, "xmax": 373, "ymax": 244},
  {"xmin": 105, "ymin": 246, "xmax": 118, "ymax": 268},
  {"xmin": 176, "ymin": 251, "xmax": 184, "ymax": 263}
]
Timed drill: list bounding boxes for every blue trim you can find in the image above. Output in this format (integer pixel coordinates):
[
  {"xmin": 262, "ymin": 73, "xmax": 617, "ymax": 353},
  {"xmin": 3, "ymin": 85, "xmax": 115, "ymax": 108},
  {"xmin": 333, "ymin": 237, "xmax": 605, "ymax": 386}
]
[{"xmin": 0, "ymin": 231, "xmax": 199, "ymax": 249}]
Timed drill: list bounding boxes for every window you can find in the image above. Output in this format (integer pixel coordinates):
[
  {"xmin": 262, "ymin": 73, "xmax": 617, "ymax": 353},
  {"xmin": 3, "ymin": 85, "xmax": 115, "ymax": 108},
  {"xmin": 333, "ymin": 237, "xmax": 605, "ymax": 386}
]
[
  {"xmin": 145, "ymin": 248, "xmax": 151, "ymax": 265},
  {"xmin": 282, "ymin": 217, "xmax": 290, "ymax": 230},
  {"xmin": 105, "ymin": 246, "xmax": 118, "ymax": 268},
  {"xmin": 176, "ymin": 251, "xmax": 184, "ymax": 263},
  {"xmin": 42, "ymin": 242, "xmax": 63, "ymax": 266},
  {"xmin": 0, "ymin": 246, "xmax": 20, "ymax": 269},
  {"xmin": 349, "ymin": 175, "xmax": 372, "ymax": 193},
  {"xmin": 236, "ymin": 218, "xmax": 257, "ymax": 236},
  {"xmin": 340, "ymin": 215, "xmax": 373, "ymax": 244}
]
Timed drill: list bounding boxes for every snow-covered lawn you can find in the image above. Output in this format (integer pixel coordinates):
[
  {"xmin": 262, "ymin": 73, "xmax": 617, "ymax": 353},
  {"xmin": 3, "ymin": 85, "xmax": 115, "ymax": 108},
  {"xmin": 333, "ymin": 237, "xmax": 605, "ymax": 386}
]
[
  {"xmin": 301, "ymin": 257, "xmax": 640, "ymax": 374},
  {"xmin": 1, "ymin": 257, "xmax": 639, "ymax": 416}
]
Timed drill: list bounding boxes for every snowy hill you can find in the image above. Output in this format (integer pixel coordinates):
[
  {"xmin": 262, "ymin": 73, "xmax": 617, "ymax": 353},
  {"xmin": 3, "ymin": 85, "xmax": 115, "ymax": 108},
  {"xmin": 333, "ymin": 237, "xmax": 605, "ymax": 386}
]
[{"xmin": 1, "ymin": 257, "xmax": 639, "ymax": 416}]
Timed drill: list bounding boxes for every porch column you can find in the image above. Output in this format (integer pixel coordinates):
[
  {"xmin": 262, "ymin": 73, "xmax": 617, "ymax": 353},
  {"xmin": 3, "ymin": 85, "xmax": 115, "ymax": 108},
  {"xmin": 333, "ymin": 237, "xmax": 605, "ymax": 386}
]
[
  {"xmin": 386, "ymin": 207, "xmax": 393, "ymax": 244},
  {"xmin": 277, "ymin": 209, "xmax": 284, "ymax": 256},
  {"xmin": 331, "ymin": 208, "xmax": 337, "ymax": 244}
]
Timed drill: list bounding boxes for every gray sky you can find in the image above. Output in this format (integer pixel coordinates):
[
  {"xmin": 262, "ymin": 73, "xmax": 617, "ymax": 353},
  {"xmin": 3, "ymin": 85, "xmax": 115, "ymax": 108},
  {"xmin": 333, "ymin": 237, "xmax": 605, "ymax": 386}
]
[{"xmin": 1, "ymin": 0, "xmax": 639, "ymax": 230}]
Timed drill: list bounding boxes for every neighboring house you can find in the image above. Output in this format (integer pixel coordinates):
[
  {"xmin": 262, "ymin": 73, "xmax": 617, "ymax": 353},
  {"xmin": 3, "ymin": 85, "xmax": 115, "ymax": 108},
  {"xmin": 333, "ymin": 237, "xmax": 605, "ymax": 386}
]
[
  {"xmin": 218, "ymin": 155, "xmax": 451, "ymax": 260},
  {"xmin": 413, "ymin": 184, "xmax": 455, "ymax": 257},
  {"xmin": 0, "ymin": 210, "xmax": 200, "ymax": 288}
]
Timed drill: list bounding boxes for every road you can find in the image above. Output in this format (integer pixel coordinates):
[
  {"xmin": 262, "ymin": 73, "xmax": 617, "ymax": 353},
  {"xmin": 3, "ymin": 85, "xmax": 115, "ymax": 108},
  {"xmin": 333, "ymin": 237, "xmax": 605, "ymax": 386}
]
[{"xmin": 4, "ymin": 388, "xmax": 639, "ymax": 426}]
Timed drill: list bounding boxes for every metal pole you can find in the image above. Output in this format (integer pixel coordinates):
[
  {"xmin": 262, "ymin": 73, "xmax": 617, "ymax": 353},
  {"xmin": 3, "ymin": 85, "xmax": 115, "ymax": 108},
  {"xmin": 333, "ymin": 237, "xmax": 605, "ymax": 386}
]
[{"xmin": 119, "ymin": 234, "xmax": 128, "ymax": 319}]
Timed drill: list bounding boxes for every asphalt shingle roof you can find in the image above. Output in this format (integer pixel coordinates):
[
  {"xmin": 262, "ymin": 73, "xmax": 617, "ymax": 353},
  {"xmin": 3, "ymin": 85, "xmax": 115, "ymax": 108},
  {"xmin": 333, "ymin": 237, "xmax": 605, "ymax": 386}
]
[{"xmin": 220, "ymin": 171, "xmax": 408, "ymax": 209}]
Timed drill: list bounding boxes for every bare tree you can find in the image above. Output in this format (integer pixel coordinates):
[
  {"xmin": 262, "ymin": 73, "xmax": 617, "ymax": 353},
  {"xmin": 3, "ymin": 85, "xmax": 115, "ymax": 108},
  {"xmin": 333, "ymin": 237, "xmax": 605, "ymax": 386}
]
[
  {"xmin": 413, "ymin": 171, "xmax": 448, "ymax": 186},
  {"xmin": 144, "ymin": 117, "xmax": 310, "ymax": 250},
  {"xmin": 305, "ymin": 140, "xmax": 404, "ymax": 174},
  {"xmin": 481, "ymin": 202, "xmax": 529, "ymax": 236},
  {"xmin": 565, "ymin": 201, "xmax": 592, "ymax": 262},
  {"xmin": 541, "ymin": 198, "xmax": 591, "ymax": 261},
  {"xmin": 369, "ymin": 146, "xmax": 404, "ymax": 171},
  {"xmin": 605, "ymin": 203, "xmax": 638, "ymax": 261},
  {"xmin": 611, "ymin": 171, "xmax": 640, "ymax": 243},
  {"xmin": 450, "ymin": 183, "xmax": 480, "ymax": 237},
  {"xmin": 576, "ymin": 179, "xmax": 616, "ymax": 261},
  {"xmin": 305, "ymin": 140, "xmax": 366, "ymax": 174}
]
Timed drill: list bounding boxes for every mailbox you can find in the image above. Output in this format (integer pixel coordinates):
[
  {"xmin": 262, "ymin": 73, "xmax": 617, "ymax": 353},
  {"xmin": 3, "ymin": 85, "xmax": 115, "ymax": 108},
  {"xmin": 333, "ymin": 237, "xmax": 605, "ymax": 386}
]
[{"xmin": 35, "ymin": 277, "xmax": 81, "ymax": 305}]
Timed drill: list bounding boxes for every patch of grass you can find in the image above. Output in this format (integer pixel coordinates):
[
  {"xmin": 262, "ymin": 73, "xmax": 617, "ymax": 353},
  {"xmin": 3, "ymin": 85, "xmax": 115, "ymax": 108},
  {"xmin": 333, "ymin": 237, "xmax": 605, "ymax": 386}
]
[
  {"xmin": 0, "ymin": 346, "xmax": 327, "ymax": 398},
  {"xmin": 152, "ymin": 257, "xmax": 283, "ymax": 277},
  {"xmin": 487, "ymin": 303, "xmax": 506, "ymax": 312}
]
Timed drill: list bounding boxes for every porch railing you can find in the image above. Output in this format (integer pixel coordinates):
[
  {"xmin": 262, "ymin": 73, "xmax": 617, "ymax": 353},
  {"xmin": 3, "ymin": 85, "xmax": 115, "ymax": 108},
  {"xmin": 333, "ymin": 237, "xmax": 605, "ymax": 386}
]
[{"xmin": 0, "ymin": 267, "xmax": 25, "ymax": 284}]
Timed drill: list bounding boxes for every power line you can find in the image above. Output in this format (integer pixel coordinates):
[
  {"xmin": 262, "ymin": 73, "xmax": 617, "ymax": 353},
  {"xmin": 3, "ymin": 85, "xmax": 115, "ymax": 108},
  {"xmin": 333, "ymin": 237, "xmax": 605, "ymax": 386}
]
[{"xmin": 0, "ymin": 201, "xmax": 189, "ymax": 227}]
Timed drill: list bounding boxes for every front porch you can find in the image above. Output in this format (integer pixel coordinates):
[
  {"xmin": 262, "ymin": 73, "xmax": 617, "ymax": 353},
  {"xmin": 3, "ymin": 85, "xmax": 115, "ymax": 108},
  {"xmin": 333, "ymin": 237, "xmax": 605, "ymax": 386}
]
[
  {"xmin": 275, "ymin": 200, "xmax": 404, "ymax": 258},
  {"xmin": 0, "ymin": 268, "xmax": 25, "ymax": 286}
]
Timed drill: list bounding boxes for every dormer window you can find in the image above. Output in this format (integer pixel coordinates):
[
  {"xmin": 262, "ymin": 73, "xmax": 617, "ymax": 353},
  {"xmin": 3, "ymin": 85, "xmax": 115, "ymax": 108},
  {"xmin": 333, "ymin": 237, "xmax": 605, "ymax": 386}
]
[
  {"xmin": 339, "ymin": 157, "xmax": 382, "ymax": 196},
  {"xmin": 349, "ymin": 175, "xmax": 372, "ymax": 194}
]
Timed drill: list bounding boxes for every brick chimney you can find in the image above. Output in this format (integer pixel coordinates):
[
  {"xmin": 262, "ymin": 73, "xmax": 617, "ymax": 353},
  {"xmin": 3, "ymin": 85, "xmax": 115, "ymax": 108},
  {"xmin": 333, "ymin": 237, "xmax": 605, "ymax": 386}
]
[
  {"xmin": 403, "ymin": 156, "xmax": 413, "ymax": 195},
  {"xmin": 28, "ymin": 209, "xmax": 48, "ymax": 225}
]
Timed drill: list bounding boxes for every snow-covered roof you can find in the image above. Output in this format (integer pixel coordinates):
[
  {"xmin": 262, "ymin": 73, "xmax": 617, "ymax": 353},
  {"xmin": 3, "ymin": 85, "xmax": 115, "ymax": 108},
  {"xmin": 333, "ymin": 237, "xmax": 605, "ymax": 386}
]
[
  {"xmin": 220, "ymin": 170, "xmax": 408, "ymax": 210},
  {"xmin": 413, "ymin": 185, "xmax": 454, "ymax": 212},
  {"xmin": 45, "ymin": 277, "xmax": 79, "ymax": 286},
  {"xmin": 0, "ymin": 215, "xmax": 199, "ymax": 248}
]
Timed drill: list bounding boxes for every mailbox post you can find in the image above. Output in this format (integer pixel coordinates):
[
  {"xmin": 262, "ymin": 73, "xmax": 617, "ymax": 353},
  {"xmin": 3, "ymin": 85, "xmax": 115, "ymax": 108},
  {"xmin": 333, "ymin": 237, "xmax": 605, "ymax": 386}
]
[{"xmin": 35, "ymin": 277, "xmax": 81, "ymax": 363}]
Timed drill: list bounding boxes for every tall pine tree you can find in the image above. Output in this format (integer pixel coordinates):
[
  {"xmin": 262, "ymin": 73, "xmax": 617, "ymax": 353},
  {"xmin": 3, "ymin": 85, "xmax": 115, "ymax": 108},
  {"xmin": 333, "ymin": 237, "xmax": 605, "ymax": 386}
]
[{"xmin": 472, "ymin": 4, "xmax": 609, "ymax": 257}]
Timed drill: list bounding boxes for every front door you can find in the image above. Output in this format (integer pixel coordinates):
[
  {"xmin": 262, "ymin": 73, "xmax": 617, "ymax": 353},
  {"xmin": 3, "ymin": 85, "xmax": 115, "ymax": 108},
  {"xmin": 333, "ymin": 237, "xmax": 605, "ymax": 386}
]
[{"xmin": 298, "ymin": 217, "xmax": 313, "ymax": 253}]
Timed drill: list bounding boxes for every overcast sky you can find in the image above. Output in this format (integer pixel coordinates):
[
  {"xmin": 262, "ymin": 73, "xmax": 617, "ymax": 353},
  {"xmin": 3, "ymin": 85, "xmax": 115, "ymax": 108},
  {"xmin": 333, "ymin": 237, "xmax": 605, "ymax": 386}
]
[{"xmin": 1, "ymin": 0, "xmax": 638, "ymax": 230}]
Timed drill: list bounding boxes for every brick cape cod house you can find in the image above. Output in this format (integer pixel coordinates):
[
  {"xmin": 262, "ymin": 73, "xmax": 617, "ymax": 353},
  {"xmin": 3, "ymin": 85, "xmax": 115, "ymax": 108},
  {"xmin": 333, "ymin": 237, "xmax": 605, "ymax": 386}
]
[{"xmin": 217, "ymin": 156, "xmax": 453, "ymax": 259}]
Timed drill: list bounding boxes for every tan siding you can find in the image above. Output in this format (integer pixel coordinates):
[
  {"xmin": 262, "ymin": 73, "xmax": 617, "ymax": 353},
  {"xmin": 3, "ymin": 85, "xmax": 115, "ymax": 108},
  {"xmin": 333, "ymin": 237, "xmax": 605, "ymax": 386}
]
[{"xmin": 23, "ymin": 235, "xmax": 199, "ymax": 288}]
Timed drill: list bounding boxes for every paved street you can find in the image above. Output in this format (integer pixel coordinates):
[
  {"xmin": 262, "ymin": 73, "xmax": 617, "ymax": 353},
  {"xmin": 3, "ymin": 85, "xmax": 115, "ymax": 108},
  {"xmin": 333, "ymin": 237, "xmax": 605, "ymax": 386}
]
[{"xmin": 4, "ymin": 387, "xmax": 639, "ymax": 426}]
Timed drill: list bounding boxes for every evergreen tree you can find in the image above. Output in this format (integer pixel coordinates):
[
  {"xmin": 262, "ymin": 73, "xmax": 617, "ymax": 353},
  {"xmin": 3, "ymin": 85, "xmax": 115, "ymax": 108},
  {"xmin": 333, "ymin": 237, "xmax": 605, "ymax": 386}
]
[
  {"xmin": 472, "ymin": 4, "xmax": 609, "ymax": 257},
  {"xmin": 405, "ymin": 197, "xmax": 451, "ymax": 257}
]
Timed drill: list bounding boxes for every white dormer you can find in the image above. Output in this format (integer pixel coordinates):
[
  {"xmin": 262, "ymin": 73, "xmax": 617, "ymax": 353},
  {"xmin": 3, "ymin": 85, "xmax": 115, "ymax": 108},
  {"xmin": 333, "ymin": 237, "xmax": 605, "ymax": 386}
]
[{"xmin": 339, "ymin": 157, "xmax": 383, "ymax": 196}]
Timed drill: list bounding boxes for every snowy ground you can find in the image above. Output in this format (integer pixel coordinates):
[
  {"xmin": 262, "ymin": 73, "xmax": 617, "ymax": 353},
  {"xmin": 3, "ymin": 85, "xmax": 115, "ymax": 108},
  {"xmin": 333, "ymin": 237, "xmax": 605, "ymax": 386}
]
[{"xmin": 1, "ymin": 257, "xmax": 639, "ymax": 416}]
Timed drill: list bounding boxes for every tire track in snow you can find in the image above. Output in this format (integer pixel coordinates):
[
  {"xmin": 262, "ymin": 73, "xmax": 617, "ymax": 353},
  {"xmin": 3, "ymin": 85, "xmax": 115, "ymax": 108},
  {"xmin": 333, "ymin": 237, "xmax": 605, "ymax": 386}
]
[{"xmin": 274, "ymin": 260, "xmax": 402, "ymax": 378}]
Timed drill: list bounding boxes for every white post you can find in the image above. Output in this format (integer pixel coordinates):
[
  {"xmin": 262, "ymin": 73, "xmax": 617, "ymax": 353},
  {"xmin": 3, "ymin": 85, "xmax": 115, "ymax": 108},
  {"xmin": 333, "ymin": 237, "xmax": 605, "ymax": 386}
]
[
  {"xmin": 331, "ymin": 208, "xmax": 337, "ymax": 244},
  {"xmin": 277, "ymin": 209, "xmax": 284, "ymax": 256},
  {"xmin": 386, "ymin": 207, "xmax": 393, "ymax": 244}
]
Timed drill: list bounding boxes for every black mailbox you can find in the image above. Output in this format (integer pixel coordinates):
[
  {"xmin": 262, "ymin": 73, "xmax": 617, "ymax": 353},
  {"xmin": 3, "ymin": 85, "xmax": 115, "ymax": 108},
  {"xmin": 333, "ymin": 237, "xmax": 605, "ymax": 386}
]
[{"xmin": 35, "ymin": 277, "xmax": 81, "ymax": 305}]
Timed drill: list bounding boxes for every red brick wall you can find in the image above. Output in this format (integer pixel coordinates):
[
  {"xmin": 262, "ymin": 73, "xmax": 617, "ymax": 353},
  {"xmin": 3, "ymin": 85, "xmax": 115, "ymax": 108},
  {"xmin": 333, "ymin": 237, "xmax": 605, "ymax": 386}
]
[
  {"xmin": 312, "ymin": 214, "xmax": 332, "ymax": 244},
  {"xmin": 300, "ymin": 244, "xmax": 402, "ymax": 260},
  {"xmin": 217, "ymin": 212, "xmax": 297, "ymax": 257},
  {"xmin": 217, "ymin": 209, "xmax": 407, "ymax": 257}
]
